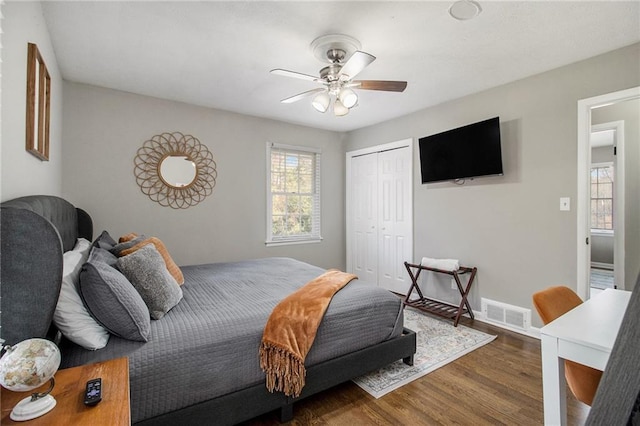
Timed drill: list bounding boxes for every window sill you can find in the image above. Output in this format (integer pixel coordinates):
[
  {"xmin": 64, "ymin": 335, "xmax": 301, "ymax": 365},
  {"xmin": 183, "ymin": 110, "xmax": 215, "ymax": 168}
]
[
  {"xmin": 266, "ymin": 237, "xmax": 322, "ymax": 247},
  {"xmin": 591, "ymin": 229, "xmax": 614, "ymax": 237}
]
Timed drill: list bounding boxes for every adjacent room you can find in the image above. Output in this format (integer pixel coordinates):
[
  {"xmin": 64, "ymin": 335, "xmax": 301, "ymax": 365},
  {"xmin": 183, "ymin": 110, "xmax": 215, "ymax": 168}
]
[{"xmin": 1, "ymin": 1, "xmax": 639, "ymax": 425}]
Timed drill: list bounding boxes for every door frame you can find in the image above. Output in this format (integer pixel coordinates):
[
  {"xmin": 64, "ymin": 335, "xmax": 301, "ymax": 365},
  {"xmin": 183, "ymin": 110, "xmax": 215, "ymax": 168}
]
[
  {"xmin": 576, "ymin": 86, "xmax": 640, "ymax": 299},
  {"xmin": 590, "ymin": 120, "xmax": 625, "ymax": 293},
  {"xmin": 346, "ymin": 138, "xmax": 414, "ymax": 275}
]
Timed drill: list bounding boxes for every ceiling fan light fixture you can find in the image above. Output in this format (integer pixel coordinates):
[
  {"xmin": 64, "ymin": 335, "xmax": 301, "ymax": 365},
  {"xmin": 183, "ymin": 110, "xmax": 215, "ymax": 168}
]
[
  {"xmin": 338, "ymin": 88, "xmax": 358, "ymax": 109},
  {"xmin": 449, "ymin": 0, "xmax": 482, "ymax": 21},
  {"xmin": 311, "ymin": 92, "xmax": 330, "ymax": 113},
  {"xmin": 273, "ymin": 34, "xmax": 407, "ymax": 118},
  {"xmin": 333, "ymin": 99, "xmax": 349, "ymax": 117}
]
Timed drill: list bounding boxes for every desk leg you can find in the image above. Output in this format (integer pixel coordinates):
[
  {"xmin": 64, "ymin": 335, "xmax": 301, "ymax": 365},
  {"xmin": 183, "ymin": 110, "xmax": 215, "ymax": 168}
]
[{"xmin": 541, "ymin": 334, "xmax": 567, "ymax": 426}]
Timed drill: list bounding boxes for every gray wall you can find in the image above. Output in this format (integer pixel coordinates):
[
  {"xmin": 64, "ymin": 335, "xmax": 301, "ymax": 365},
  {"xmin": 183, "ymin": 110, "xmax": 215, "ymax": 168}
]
[
  {"xmin": 591, "ymin": 234, "xmax": 614, "ymax": 265},
  {"xmin": 592, "ymin": 146, "xmax": 614, "ymax": 164},
  {"xmin": 3, "ymin": 0, "xmax": 638, "ymax": 329},
  {"xmin": 593, "ymin": 98, "xmax": 640, "ymax": 289},
  {"xmin": 1, "ymin": 2, "xmax": 64, "ymax": 201},
  {"xmin": 62, "ymin": 83, "xmax": 346, "ymax": 269},
  {"xmin": 345, "ymin": 43, "xmax": 640, "ymax": 327}
]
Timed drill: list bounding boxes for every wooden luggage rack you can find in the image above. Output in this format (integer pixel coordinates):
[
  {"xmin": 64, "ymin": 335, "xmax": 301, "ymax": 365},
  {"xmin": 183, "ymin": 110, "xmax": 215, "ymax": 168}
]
[{"xmin": 403, "ymin": 261, "xmax": 477, "ymax": 327}]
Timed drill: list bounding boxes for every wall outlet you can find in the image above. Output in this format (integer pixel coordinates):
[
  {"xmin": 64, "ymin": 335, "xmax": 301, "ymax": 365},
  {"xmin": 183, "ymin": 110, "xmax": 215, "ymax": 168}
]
[{"xmin": 451, "ymin": 279, "xmax": 457, "ymax": 290}]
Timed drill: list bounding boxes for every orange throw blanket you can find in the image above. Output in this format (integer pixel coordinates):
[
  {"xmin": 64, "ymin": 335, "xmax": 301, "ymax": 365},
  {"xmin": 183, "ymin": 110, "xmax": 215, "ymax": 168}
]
[{"xmin": 259, "ymin": 270, "xmax": 358, "ymax": 397}]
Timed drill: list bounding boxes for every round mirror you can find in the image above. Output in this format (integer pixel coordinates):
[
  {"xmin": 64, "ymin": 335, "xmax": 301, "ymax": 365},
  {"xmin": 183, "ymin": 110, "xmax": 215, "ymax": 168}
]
[
  {"xmin": 159, "ymin": 155, "xmax": 197, "ymax": 188},
  {"xmin": 134, "ymin": 132, "xmax": 217, "ymax": 209}
]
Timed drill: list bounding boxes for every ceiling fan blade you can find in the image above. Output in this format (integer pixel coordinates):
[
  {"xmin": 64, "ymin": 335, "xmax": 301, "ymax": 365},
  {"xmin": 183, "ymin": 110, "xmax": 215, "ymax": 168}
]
[
  {"xmin": 352, "ymin": 80, "xmax": 408, "ymax": 92},
  {"xmin": 281, "ymin": 88, "xmax": 326, "ymax": 104},
  {"xmin": 338, "ymin": 51, "xmax": 376, "ymax": 80},
  {"xmin": 271, "ymin": 68, "xmax": 321, "ymax": 83}
]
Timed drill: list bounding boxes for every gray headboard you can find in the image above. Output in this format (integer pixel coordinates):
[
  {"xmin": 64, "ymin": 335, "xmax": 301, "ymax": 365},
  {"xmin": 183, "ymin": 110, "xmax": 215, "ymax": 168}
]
[{"xmin": 0, "ymin": 195, "xmax": 93, "ymax": 345}]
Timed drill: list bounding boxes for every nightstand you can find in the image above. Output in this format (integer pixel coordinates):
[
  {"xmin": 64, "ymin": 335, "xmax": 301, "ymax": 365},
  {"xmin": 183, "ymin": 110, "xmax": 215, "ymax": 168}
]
[{"xmin": 1, "ymin": 357, "xmax": 130, "ymax": 425}]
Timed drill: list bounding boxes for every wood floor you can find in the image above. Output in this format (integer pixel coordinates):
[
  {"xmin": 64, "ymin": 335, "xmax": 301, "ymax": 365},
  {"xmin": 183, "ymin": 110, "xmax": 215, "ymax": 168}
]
[{"xmin": 245, "ymin": 318, "xmax": 590, "ymax": 425}]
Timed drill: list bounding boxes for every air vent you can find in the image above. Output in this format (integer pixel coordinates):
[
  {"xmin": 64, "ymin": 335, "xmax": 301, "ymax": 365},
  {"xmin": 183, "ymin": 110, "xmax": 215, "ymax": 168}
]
[{"xmin": 481, "ymin": 298, "xmax": 531, "ymax": 331}]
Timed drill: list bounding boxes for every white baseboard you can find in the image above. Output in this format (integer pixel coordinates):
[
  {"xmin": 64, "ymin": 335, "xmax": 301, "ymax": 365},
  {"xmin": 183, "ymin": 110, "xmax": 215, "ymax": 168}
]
[
  {"xmin": 403, "ymin": 295, "xmax": 542, "ymax": 339},
  {"xmin": 472, "ymin": 309, "xmax": 541, "ymax": 339}
]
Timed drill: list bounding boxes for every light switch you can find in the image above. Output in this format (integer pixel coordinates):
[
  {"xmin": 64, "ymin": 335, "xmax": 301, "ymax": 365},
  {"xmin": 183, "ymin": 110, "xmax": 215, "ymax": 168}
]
[{"xmin": 560, "ymin": 197, "xmax": 570, "ymax": 211}]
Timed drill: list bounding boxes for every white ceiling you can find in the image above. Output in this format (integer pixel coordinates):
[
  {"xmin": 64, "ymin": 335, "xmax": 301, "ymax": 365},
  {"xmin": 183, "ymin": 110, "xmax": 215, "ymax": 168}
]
[{"xmin": 41, "ymin": 1, "xmax": 640, "ymax": 132}]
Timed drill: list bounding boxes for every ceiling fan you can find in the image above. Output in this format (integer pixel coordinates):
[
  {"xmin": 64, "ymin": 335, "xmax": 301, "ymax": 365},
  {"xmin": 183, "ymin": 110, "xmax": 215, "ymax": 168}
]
[{"xmin": 271, "ymin": 34, "xmax": 408, "ymax": 117}]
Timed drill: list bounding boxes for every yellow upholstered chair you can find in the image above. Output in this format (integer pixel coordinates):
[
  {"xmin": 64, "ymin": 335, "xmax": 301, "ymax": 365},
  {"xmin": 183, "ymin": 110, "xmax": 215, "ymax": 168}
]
[{"xmin": 532, "ymin": 286, "xmax": 603, "ymax": 406}]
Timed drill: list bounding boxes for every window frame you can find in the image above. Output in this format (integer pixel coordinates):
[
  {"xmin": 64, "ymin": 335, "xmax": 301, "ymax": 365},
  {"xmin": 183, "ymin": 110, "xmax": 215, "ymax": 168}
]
[
  {"xmin": 265, "ymin": 142, "xmax": 322, "ymax": 246},
  {"xmin": 590, "ymin": 161, "xmax": 614, "ymax": 232}
]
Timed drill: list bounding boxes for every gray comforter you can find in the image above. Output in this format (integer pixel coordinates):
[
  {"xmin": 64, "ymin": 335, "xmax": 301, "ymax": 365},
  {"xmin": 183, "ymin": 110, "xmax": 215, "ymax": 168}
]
[{"xmin": 60, "ymin": 257, "xmax": 404, "ymax": 423}]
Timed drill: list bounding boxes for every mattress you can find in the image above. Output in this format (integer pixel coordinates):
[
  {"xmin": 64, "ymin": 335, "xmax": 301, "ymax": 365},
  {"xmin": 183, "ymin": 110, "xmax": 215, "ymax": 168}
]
[{"xmin": 60, "ymin": 257, "xmax": 404, "ymax": 423}]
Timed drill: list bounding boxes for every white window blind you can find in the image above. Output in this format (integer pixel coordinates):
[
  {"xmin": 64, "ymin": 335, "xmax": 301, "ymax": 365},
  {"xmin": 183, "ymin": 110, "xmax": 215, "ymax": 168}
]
[{"xmin": 266, "ymin": 143, "xmax": 322, "ymax": 245}]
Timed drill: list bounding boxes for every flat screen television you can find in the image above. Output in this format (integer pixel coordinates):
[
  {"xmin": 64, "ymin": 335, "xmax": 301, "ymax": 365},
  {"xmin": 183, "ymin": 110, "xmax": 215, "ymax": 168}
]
[{"xmin": 419, "ymin": 117, "xmax": 503, "ymax": 184}]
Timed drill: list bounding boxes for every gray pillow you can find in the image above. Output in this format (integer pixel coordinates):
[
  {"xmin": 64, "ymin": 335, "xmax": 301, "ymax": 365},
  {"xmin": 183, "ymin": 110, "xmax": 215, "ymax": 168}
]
[
  {"xmin": 92, "ymin": 230, "xmax": 117, "ymax": 250},
  {"xmin": 109, "ymin": 235, "xmax": 146, "ymax": 256},
  {"xmin": 79, "ymin": 247, "xmax": 151, "ymax": 341},
  {"xmin": 90, "ymin": 244, "xmax": 119, "ymax": 267},
  {"xmin": 117, "ymin": 244, "xmax": 183, "ymax": 320}
]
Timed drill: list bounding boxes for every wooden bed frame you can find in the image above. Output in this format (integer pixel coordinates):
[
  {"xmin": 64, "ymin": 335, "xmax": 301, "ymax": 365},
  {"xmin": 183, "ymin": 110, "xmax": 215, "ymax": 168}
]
[{"xmin": 0, "ymin": 195, "xmax": 416, "ymax": 425}]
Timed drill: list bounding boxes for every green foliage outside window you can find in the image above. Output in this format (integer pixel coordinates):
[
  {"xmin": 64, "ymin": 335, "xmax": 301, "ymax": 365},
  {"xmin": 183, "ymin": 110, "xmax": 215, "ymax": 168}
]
[{"xmin": 270, "ymin": 150, "xmax": 316, "ymax": 238}]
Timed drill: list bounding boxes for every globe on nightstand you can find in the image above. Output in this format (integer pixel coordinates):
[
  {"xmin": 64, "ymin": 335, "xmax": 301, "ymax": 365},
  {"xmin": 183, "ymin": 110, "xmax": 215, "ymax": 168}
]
[{"xmin": 0, "ymin": 338, "xmax": 61, "ymax": 421}]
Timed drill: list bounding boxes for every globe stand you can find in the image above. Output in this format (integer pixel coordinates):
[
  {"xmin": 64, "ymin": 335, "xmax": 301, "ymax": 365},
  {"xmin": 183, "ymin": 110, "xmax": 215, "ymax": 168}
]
[{"xmin": 10, "ymin": 378, "xmax": 57, "ymax": 421}]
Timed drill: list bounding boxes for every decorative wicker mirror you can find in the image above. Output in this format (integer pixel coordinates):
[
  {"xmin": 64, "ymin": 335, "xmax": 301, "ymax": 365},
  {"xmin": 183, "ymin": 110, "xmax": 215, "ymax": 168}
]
[{"xmin": 134, "ymin": 132, "xmax": 217, "ymax": 209}]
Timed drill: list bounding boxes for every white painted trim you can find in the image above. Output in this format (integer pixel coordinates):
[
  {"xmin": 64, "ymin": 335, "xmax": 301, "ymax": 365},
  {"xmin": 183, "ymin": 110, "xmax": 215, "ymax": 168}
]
[
  {"xmin": 345, "ymin": 139, "xmax": 414, "ymax": 274},
  {"xmin": 589, "ymin": 160, "xmax": 617, "ymax": 237},
  {"xmin": 267, "ymin": 142, "xmax": 322, "ymax": 154},
  {"xmin": 591, "ymin": 229, "xmax": 614, "ymax": 237},
  {"xmin": 576, "ymin": 86, "xmax": 639, "ymax": 299},
  {"xmin": 265, "ymin": 238, "xmax": 322, "ymax": 247},
  {"xmin": 592, "ymin": 121, "xmax": 625, "ymax": 291},
  {"xmin": 471, "ymin": 309, "xmax": 541, "ymax": 339},
  {"xmin": 405, "ymin": 303, "xmax": 541, "ymax": 338},
  {"xmin": 265, "ymin": 141, "xmax": 322, "ymax": 245},
  {"xmin": 347, "ymin": 138, "xmax": 413, "ymax": 159},
  {"xmin": 591, "ymin": 161, "xmax": 614, "ymax": 168},
  {"xmin": 591, "ymin": 262, "xmax": 614, "ymax": 270}
]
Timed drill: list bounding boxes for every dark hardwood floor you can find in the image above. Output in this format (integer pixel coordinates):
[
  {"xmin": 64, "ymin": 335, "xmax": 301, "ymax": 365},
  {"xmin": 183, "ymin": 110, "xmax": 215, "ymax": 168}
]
[{"xmin": 246, "ymin": 317, "xmax": 590, "ymax": 425}]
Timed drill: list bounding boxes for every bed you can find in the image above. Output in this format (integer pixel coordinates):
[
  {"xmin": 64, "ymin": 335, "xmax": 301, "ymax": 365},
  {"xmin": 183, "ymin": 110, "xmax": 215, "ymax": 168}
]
[{"xmin": 0, "ymin": 195, "xmax": 416, "ymax": 425}]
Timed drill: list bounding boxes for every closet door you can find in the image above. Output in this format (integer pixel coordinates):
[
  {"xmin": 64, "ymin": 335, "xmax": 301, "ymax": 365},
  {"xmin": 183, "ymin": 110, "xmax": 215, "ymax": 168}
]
[
  {"xmin": 378, "ymin": 147, "xmax": 412, "ymax": 293},
  {"xmin": 350, "ymin": 153, "xmax": 379, "ymax": 285},
  {"xmin": 347, "ymin": 141, "xmax": 413, "ymax": 292}
]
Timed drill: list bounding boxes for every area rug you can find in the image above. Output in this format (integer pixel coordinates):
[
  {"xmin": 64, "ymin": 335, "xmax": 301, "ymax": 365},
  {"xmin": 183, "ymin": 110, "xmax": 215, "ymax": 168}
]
[{"xmin": 353, "ymin": 307, "xmax": 497, "ymax": 398}]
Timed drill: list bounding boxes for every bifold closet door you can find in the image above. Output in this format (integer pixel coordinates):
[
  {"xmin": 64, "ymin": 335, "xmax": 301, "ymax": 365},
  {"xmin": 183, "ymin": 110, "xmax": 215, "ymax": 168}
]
[
  {"xmin": 377, "ymin": 148, "xmax": 412, "ymax": 293},
  {"xmin": 350, "ymin": 153, "xmax": 379, "ymax": 285},
  {"xmin": 349, "ymin": 146, "xmax": 412, "ymax": 292}
]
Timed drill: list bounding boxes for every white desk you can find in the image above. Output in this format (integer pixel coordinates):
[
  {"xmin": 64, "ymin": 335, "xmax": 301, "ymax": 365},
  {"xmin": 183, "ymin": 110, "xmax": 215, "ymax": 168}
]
[{"xmin": 540, "ymin": 288, "xmax": 631, "ymax": 425}]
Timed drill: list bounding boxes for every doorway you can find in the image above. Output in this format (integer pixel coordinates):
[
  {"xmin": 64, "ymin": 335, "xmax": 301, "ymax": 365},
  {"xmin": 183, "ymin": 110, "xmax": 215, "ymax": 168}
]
[
  {"xmin": 589, "ymin": 121, "xmax": 624, "ymax": 297},
  {"xmin": 577, "ymin": 86, "xmax": 640, "ymax": 300}
]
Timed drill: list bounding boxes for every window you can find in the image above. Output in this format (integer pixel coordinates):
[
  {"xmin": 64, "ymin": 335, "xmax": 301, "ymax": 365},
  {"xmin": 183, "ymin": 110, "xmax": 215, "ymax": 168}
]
[
  {"xmin": 266, "ymin": 143, "xmax": 321, "ymax": 245},
  {"xmin": 590, "ymin": 163, "xmax": 614, "ymax": 231}
]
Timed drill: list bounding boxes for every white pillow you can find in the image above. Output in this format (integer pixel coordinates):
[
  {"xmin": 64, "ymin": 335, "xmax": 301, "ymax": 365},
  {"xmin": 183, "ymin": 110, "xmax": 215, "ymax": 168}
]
[{"xmin": 53, "ymin": 238, "xmax": 110, "ymax": 350}]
